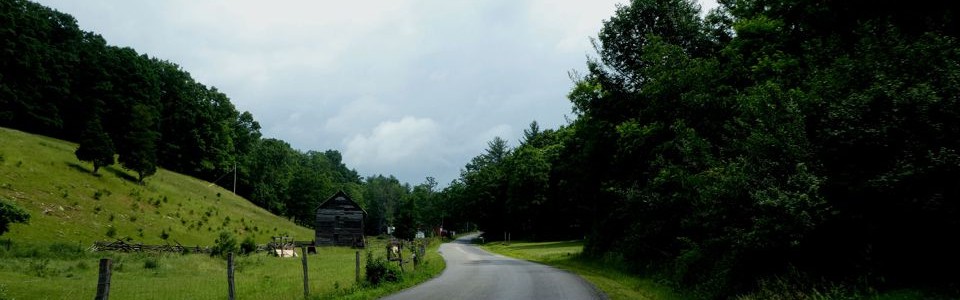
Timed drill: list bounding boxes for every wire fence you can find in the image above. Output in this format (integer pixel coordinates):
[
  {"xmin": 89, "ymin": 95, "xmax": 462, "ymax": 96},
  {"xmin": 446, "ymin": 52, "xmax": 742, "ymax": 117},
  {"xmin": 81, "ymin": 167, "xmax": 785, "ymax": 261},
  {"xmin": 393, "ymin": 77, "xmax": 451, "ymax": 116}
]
[
  {"xmin": 0, "ymin": 238, "xmax": 434, "ymax": 300},
  {"xmin": 89, "ymin": 248, "xmax": 363, "ymax": 300}
]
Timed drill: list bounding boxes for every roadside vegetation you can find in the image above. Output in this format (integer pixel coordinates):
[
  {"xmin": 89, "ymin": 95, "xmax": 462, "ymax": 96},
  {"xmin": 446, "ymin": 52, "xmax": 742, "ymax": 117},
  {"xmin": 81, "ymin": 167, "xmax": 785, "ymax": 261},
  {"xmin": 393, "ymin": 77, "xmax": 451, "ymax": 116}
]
[
  {"xmin": 0, "ymin": 235, "xmax": 444, "ymax": 300},
  {"xmin": 483, "ymin": 240, "xmax": 937, "ymax": 300},
  {"xmin": 443, "ymin": 0, "xmax": 960, "ymax": 298}
]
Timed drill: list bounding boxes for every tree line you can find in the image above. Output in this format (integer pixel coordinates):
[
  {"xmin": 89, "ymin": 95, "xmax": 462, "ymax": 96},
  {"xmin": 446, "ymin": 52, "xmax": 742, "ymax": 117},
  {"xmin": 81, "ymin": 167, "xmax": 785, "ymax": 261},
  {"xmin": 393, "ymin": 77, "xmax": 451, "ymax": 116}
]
[
  {"xmin": 0, "ymin": 0, "xmax": 375, "ymax": 228},
  {"xmin": 440, "ymin": 0, "xmax": 960, "ymax": 297}
]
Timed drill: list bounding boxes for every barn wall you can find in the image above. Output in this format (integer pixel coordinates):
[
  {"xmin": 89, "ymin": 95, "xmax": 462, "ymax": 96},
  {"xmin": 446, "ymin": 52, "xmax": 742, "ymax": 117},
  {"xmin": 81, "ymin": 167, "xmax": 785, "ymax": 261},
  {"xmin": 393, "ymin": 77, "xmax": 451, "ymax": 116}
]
[{"xmin": 315, "ymin": 208, "xmax": 365, "ymax": 247}]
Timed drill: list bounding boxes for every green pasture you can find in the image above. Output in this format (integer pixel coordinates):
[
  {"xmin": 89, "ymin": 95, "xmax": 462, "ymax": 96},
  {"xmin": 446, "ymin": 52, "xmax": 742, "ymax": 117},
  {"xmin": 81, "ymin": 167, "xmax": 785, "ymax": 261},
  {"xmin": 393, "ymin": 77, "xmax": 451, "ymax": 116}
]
[
  {"xmin": 0, "ymin": 127, "xmax": 446, "ymax": 299},
  {"xmin": 0, "ymin": 236, "xmax": 444, "ymax": 299}
]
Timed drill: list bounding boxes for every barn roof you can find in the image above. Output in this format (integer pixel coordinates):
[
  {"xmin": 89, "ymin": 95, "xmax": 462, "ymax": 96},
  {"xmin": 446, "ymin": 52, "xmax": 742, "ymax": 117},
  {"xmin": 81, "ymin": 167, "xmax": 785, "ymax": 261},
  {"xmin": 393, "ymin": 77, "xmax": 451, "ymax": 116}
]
[{"xmin": 315, "ymin": 190, "xmax": 367, "ymax": 215}]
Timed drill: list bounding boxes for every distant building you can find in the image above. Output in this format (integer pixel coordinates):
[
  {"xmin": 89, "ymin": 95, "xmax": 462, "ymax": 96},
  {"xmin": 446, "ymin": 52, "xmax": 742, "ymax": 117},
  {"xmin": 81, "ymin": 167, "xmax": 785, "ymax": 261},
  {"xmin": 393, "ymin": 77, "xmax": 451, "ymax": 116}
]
[{"xmin": 315, "ymin": 190, "xmax": 366, "ymax": 247}]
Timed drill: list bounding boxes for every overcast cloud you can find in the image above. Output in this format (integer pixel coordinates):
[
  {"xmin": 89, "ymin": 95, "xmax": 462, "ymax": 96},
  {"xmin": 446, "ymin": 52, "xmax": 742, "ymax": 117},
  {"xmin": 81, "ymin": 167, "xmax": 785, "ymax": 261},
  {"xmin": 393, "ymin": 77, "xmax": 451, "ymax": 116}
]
[{"xmin": 35, "ymin": 0, "xmax": 719, "ymax": 186}]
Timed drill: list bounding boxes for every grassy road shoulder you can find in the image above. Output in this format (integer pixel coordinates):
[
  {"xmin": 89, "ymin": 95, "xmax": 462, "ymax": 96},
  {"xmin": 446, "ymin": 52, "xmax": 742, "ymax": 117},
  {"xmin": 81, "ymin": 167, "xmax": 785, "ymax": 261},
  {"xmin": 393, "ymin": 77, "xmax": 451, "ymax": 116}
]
[{"xmin": 480, "ymin": 240, "xmax": 681, "ymax": 300}]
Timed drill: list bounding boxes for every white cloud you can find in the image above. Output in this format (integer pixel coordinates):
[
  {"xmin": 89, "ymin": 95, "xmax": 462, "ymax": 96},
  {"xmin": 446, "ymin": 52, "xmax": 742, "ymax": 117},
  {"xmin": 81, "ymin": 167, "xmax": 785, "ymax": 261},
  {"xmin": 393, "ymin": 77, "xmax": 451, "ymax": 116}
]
[
  {"xmin": 344, "ymin": 116, "xmax": 442, "ymax": 168},
  {"xmin": 324, "ymin": 96, "xmax": 392, "ymax": 135}
]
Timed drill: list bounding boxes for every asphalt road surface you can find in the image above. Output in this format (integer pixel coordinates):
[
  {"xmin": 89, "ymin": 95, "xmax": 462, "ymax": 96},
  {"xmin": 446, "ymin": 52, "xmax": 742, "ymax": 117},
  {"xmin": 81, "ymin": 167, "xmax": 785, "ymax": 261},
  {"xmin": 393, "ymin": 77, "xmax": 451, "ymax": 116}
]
[{"xmin": 381, "ymin": 233, "xmax": 605, "ymax": 300}]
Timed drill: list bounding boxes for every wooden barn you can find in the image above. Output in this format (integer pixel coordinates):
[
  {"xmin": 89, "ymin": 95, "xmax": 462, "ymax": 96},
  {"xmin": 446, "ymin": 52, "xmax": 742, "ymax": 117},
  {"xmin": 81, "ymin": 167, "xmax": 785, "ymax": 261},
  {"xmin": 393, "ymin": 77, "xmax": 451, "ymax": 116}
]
[{"xmin": 315, "ymin": 190, "xmax": 366, "ymax": 247}]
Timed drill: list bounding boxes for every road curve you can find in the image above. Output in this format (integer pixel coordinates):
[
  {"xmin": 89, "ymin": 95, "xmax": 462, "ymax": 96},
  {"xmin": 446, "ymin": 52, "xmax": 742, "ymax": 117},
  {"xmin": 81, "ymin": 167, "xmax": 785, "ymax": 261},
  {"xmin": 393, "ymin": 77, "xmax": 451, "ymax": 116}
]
[{"xmin": 381, "ymin": 233, "xmax": 606, "ymax": 300}]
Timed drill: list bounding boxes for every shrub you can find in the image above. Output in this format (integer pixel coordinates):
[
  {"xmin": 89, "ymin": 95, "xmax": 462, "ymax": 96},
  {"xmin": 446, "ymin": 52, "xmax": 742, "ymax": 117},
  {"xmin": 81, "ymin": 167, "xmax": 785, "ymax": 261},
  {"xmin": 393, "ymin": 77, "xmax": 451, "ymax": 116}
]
[
  {"xmin": 211, "ymin": 231, "xmax": 238, "ymax": 257},
  {"xmin": 105, "ymin": 226, "xmax": 117, "ymax": 238},
  {"xmin": 365, "ymin": 251, "xmax": 401, "ymax": 285},
  {"xmin": 92, "ymin": 189, "xmax": 105, "ymax": 200},
  {"xmin": 143, "ymin": 257, "xmax": 159, "ymax": 269},
  {"xmin": 240, "ymin": 236, "xmax": 257, "ymax": 255},
  {"xmin": 0, "ymin": 198, "xmax": 30, "ymax": 236}
]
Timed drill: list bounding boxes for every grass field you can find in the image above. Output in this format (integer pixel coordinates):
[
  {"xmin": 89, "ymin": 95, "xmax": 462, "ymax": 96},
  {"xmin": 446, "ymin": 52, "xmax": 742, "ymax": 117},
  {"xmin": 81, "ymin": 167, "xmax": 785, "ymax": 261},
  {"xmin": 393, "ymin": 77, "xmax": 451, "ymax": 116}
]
[
  {"xmin": 0, "ymin": 127, "xmax": 446, "ymax": 299},
  {"xmin": 0, "ymin": 236, "xmax": 445, "ymax": 299},
  {"xmin": 480, "ymin": 240, "xmax": 682, "ymax": 300}
]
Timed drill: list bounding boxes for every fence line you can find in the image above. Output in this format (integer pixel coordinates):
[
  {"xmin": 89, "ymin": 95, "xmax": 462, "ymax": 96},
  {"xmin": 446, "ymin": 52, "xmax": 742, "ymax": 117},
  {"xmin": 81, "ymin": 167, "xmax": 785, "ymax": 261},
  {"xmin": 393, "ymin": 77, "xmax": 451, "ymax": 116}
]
[
  {"xmin": 91, "ymin": 240, "xmax": 210, "ymax": 254},
  {"xmin": 84, "ymin": 238, "xmax": 434, "ymax": 299}
]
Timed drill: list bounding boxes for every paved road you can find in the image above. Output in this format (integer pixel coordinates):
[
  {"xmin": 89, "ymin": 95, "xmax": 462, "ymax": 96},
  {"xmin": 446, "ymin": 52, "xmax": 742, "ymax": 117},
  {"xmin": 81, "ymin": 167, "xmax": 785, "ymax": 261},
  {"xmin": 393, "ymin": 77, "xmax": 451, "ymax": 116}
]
[{"xmin": 381, "ymin": 233, "xmax": 605, "ymax": 300}]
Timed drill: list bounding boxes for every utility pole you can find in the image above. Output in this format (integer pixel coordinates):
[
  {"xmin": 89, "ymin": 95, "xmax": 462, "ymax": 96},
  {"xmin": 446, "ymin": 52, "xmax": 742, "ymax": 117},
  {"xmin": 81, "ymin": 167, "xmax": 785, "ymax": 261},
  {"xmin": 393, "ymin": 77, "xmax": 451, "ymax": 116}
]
[{"xmin": 232, "ymin": 162, "xmax": 237, "ymax": 194}]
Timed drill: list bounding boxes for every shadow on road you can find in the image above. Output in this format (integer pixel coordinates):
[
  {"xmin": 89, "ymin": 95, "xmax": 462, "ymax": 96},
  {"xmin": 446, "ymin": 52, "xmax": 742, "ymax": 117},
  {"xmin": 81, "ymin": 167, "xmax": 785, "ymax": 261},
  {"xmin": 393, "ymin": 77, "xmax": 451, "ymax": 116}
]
[{"xmin": 462, "ymin": 259, "xmax": 527, "ymax": 266}]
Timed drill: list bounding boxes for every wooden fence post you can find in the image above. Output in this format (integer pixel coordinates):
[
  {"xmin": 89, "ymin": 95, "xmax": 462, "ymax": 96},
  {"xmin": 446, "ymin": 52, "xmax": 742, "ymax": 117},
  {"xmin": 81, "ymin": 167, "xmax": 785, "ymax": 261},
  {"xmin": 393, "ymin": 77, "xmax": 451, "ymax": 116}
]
[
  {"xmin": 95, "ymin": 258, "xmax": 112, "ymax": 300},
  {"xmin": 301, "ymin": 245, "xmax": 309, "ymax": 298},
  {"xmin": 355, "ymin": 250, "xmax": 361, "ymax": 284},
  {"xmin": 227, "ymin": 252, "xmax": 235, "ymax": 300}
]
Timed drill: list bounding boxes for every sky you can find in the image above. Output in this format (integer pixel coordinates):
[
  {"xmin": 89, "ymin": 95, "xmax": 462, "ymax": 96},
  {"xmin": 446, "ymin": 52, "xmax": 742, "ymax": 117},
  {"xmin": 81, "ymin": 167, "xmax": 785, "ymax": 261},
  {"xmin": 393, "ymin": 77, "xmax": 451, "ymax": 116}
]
[{"xmin": 35, "ymin": 0, "xmax": 719, "ymax": 186}]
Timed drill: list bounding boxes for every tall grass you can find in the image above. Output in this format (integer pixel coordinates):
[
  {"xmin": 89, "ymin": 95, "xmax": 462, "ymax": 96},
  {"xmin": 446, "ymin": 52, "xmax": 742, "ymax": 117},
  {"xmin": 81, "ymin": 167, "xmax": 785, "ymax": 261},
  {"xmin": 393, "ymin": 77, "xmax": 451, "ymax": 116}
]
[{"xmin": 0, "ymin": 237, "xmax": 446, "ymax": 299}]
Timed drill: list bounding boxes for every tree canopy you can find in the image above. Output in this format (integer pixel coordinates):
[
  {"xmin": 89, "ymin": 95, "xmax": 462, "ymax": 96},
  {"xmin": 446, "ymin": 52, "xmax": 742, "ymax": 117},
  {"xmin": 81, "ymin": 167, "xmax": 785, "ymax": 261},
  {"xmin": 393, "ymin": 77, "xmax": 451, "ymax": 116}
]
[{"xmin": 439, "ymin": 0, "xmax": 960, "ymax": 297}]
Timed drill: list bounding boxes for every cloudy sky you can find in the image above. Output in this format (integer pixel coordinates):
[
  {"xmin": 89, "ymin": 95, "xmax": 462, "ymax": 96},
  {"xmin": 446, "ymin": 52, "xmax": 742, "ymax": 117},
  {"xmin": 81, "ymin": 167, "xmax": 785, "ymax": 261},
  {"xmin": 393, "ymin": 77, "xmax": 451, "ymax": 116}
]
[{"xmin": 36, "ymin": 0, "xmax": 719, "ymax": 186}]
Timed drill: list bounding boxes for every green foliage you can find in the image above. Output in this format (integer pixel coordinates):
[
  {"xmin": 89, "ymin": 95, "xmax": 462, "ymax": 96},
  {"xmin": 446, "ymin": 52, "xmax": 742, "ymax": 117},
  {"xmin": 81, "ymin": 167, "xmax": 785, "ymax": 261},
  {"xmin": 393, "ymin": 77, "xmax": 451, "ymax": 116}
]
[
  {"xmin": 74, "ymin": 117, "xmax": 115, "ymax": 174},
  {"xmin": 441, "ymin": 0, "xmax": 960, "ymax": 297},
  {"xmin": 210, "ymin": 231, "xmax": 238, "ymax": 257},
  {"xmin": 363, "ymin": 175, "xmax": 407, "ymax": 235},
  {"xmin": 143, "ymin": 257, "xmax": 160, "ymax": 270},
  {"xmin": 364, "ymin": 251, "xmax": 402, "ymax": 285},
  {"xmin": 0, "ymin": 237, "xmax": 444, "ymax": 299},
  {"xmin": 239, "ymin": 235, "xmax": 256, "ymax": 255},
  {"xmin": 0, "ymin": 199, "xmax": 29, "ymax": 236},
  {"xmin": 118, "ymin": 104, "xmax": 159, "ymax": 182}
]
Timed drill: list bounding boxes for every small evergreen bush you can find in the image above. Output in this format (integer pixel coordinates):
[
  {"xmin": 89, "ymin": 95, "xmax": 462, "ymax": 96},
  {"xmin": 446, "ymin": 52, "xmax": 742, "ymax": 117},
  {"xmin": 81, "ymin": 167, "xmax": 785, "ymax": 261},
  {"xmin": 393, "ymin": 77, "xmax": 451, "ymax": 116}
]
[
  {"xmin": 240, "ymin": 236, "xmax": 256, "ymax": 255},
  {"xmin": 365, "ymin": 251, "xmax": 402, "ymax": 285},
  {"xmin": 211, "ymin": 231, "xmax": 238, "ymax": 257}
]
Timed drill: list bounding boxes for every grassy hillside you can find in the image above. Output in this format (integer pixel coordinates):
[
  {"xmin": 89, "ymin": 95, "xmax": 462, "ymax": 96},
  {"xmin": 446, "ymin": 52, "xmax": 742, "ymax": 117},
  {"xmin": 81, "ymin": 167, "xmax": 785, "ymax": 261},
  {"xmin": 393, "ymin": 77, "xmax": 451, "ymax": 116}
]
[
  {"xmin": 0, "ymin": 126, "xmax": 313, "ymax": 246},
  {"xmin": 0, "ymin": 127, "xmax": 449, "ymax": 299}
]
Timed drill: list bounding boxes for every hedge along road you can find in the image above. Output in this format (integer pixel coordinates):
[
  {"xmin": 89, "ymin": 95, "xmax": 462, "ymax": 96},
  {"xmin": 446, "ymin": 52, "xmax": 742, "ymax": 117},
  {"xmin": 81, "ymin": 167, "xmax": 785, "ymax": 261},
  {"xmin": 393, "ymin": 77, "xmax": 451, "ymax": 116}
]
[{"xmin": 382, "ymin": 233, "xmax": 606, "ymax": 300}]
